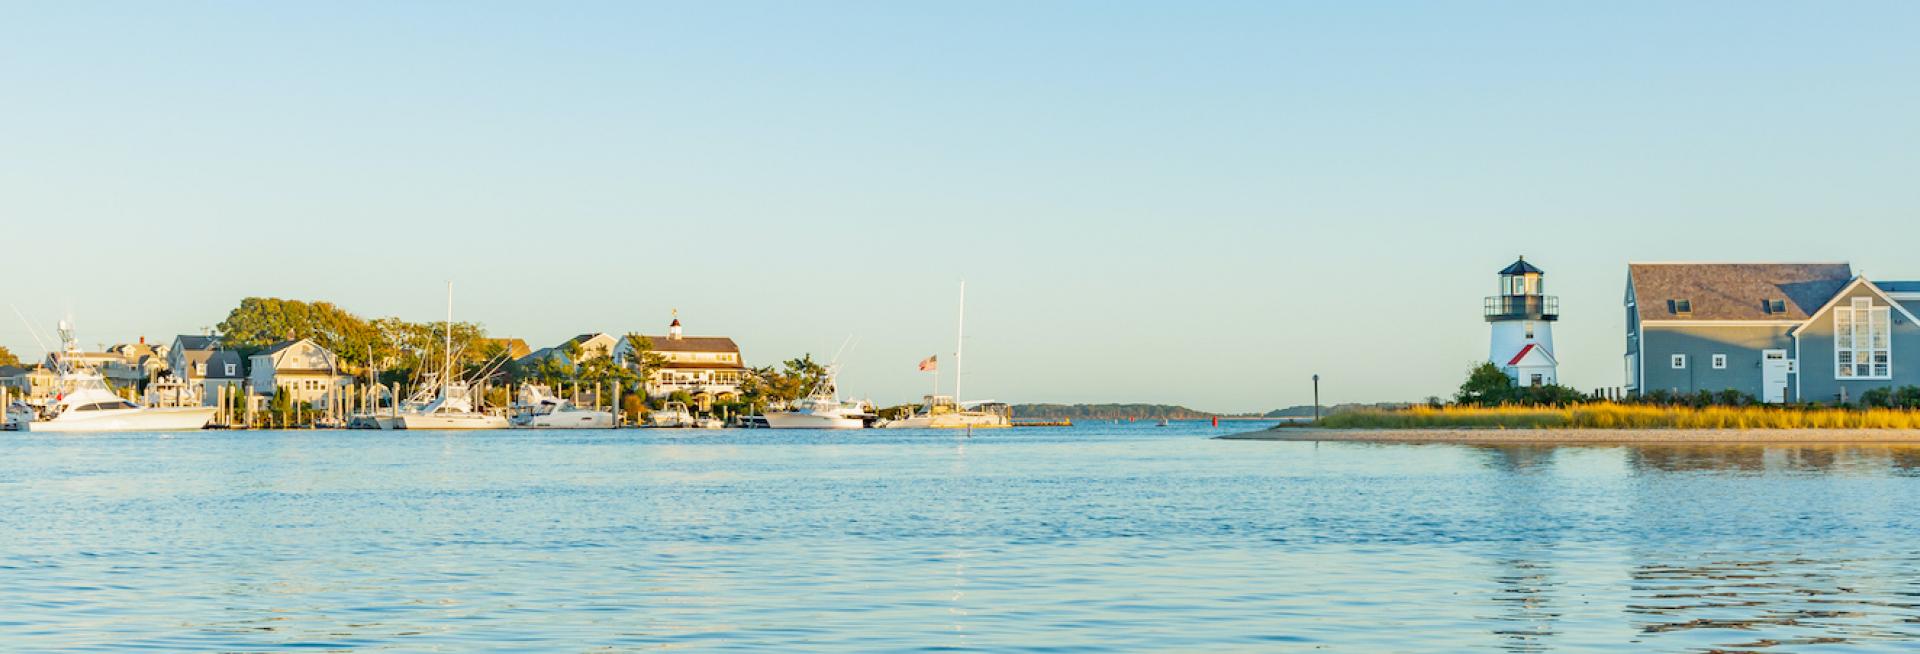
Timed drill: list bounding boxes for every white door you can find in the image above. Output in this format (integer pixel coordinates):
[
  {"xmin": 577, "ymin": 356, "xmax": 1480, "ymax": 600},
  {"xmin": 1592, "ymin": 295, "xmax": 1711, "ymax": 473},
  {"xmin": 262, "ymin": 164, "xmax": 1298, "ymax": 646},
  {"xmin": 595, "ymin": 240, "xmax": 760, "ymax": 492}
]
[{"xmin": 1761, "ymin": 350, "xmax": 1789, "ymax": 403}]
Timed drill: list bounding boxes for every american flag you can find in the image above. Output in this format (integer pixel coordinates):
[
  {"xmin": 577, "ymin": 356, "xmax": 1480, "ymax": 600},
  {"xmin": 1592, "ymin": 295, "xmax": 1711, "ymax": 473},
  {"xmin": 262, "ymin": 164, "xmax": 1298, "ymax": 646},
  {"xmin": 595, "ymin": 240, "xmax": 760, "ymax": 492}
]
[{"xmin": 918, "ymin": 355, "xmax": 937, "ymax": 372}]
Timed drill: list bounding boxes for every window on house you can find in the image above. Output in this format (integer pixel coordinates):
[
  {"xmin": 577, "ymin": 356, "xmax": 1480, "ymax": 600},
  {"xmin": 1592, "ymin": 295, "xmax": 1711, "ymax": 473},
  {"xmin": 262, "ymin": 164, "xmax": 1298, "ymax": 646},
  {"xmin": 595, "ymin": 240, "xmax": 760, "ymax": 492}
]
[
  {"xmin": 224, "ymin": 364, "xmax": 235, "ymax": 376},
  {"xmin": 1766, "ymin": 299, "xmax": 1787, "ymax": 314},
  {"xmin": 1671, "ymin": 299, "xmax": 1693, "ymax": 315},
  {"xmin": 195, "ymin": 363, "xmax": 206, "ymax": 375},
  {"xmin": 1672, "ymin": 354, "xmax": 1687, "ymax": 369},
  {"xmin": 1529, "ymin": 374, "xmax": 1543, "ymax": 387},
  {"xmin": 1835, "ymin": 297, "xmax": 1892, "ymax": 379},
  {"xmin": 1711, "ymin": 354, "xmax": 1727, "ymax": 369},
  {"xmin": 1524, "ymin": 321, "xmax": 1535, "ymax": 339}
]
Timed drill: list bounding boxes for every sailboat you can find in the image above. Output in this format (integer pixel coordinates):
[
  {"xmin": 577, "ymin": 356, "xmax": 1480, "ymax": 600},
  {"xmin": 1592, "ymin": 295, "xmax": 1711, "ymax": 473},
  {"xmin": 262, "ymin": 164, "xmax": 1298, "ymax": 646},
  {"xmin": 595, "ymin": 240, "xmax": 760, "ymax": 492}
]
[
  {"xmin": 20, "ymin": 322, "xmax": 216, "ymax": 433},
  {"xmin": 395, "ymin": 283, "xmax": 509, "ymax": 430},
  {"xmin": 883, "ymin": 281, "xmax": 1011, "ymax": 429}
]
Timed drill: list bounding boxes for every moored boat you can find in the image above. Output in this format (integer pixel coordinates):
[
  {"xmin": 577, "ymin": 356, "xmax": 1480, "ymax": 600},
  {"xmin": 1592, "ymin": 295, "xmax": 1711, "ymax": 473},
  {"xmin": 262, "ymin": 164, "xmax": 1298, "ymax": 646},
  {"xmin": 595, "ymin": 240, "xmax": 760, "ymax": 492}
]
[
  {"xmin": 510, "ymin": 384, "xmax": 614, "ymax": 429},
  {"xmin": 764, "ymin": 366, "xmax": 873, "ymax": 429}
]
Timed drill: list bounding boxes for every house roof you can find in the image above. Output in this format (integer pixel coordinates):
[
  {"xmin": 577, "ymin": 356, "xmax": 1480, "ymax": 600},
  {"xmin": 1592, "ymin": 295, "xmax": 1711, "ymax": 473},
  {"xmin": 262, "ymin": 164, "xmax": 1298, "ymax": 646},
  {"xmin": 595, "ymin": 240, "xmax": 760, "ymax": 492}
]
[
  {"xmin": 0, "ymin": 365, "xmax": 27, "ymax": 377},
  {"xmin": 173, "ymin": 335, "xmax": 217, "ymax": 351},
  {"xmin": 486, "ymin": 338, "xmax": 532, "ymax": 359},
  {"xmin": 205, "ymin": 351, "xmax": 246, "ymax": 379},
  {"xmin": 179, "ymin": 349, "xmax": 215, "ymax": 366},
  {"xmin": 258, "ymin": 339, "xmax": 304, "ymax": 356},
  {"xmin": 1628, "ymin": 263, "xmax": 1853, "ymax": 321},
  {"xmin": 645, "ymin": 336, "xmax": 740, "ymax": 353},
  {"xmin": 1876, "ymin": 281, "xmax": 1920, "ymax": 293},
  {"xmin": 1500, "ymin": 257, "xmax": 1544, "ymax": 276},
  {"xmin": 567, "ymin": 333, "xmax": 614, "ymax": 346},
  {"xmin": 1507, "ymin": 343, "xmax": 1537, "ymax": 366},
  {"xmin": 1505, "ymin": 342, "xmax": 1557, "ymax": 367}
]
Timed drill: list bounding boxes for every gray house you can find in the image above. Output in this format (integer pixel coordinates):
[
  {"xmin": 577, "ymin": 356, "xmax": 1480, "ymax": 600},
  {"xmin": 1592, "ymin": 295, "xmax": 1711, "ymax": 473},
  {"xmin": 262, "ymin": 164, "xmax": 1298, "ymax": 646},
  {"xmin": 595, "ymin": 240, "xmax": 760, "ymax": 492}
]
[{"xmin": 1626, "ymin": 263, "xmax": 1920, "ymax": 403}]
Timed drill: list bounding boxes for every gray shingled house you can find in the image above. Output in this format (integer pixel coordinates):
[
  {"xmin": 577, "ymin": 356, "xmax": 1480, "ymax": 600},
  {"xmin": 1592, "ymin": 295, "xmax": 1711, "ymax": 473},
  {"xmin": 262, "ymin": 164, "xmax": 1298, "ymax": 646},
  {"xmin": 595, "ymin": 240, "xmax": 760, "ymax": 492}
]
[{"xmin": 1626, "ymin": 263, "xmax": 1920, "ymax": 403}]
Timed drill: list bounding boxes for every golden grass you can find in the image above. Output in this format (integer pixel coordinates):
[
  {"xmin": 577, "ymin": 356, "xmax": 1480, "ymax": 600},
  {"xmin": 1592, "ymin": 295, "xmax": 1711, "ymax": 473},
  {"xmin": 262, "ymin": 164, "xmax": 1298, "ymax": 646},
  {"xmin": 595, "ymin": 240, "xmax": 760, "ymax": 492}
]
[{"xmin": 1320, "ymin": 403, "xmax": 1920, "ymax": 430}]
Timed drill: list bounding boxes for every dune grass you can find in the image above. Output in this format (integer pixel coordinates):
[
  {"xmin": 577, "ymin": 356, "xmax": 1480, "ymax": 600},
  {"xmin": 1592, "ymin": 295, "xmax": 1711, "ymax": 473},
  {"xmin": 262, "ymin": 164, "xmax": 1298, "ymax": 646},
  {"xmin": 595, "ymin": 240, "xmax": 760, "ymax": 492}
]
[{"xmin": 1319, "ymin": 403, "xmax": 1920, "ymax": 430}]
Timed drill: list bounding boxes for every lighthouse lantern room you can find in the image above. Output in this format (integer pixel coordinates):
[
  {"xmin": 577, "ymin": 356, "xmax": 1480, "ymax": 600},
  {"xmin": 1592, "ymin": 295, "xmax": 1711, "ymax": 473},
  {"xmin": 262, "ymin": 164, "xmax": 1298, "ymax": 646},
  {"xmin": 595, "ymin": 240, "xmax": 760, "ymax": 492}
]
[{"xmin": 1485, "ymin": 256, "xmax": 1559, "ymax": 387}]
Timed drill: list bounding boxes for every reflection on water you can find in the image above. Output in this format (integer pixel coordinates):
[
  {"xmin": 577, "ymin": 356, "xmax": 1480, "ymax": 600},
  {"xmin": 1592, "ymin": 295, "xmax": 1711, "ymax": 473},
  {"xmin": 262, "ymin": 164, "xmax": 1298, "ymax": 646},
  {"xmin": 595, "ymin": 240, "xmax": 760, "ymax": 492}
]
[{"xmin": 4, "ymin": 427, "xmax": 1920, "ymax": 651}]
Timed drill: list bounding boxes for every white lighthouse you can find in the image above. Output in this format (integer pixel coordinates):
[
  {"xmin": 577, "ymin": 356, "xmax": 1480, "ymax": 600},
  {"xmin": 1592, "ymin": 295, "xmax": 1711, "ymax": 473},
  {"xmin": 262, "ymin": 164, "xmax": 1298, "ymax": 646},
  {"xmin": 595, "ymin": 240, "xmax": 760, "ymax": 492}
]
[{"xmin": 1485, "ymin": 257, "xmax": 1559, "ymax": 387}]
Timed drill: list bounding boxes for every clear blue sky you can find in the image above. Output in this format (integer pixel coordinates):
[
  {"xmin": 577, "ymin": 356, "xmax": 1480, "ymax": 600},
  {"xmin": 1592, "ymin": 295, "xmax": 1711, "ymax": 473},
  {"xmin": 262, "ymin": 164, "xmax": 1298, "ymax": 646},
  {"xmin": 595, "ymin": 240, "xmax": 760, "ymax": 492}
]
[{"xmin": 4, "ymin": 2, "xmax": 1917, "ymax": 412}]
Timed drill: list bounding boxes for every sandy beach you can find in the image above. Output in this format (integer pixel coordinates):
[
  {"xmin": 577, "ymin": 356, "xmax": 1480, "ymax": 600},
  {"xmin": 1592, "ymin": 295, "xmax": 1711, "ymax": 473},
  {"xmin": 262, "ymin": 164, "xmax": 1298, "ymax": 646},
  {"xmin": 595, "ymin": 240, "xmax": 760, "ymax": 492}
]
[{"xmin": 1221, "ymin": 427, "xmax": 1920, "ymax": 444}]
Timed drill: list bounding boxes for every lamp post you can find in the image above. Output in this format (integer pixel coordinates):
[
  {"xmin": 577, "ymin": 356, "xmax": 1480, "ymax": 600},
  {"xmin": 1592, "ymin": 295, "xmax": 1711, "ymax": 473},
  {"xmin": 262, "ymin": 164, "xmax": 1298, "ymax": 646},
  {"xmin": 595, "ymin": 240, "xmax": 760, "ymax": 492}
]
[{"xmin": 1312, "ymin": 374, "xmax": 1321, "ymax": 424}]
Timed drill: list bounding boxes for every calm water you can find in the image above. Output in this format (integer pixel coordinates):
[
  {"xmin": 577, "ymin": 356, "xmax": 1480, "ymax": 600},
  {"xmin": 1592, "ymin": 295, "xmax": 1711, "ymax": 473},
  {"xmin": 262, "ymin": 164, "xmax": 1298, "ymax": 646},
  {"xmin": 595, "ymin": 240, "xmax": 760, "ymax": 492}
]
[{"xmin": 5, "ymin": 423, "xmax": 1920, "ymax": 652}]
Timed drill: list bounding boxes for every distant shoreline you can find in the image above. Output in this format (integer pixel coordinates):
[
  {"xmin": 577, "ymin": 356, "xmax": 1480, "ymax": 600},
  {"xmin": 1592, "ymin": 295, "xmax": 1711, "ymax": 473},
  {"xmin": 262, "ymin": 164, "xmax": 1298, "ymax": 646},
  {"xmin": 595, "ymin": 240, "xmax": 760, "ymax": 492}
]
[{"xmin": 1219, "ymin": 427, "xmax": 1920, "ymax": 444}]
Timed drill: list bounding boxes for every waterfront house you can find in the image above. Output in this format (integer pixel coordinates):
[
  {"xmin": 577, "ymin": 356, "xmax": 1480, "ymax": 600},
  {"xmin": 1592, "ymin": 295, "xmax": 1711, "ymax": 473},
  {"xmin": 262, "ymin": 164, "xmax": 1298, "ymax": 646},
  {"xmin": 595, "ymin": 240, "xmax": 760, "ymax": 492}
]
[
  {"xmin": 515, "ymin": 333, "xmax": 619, "ymax": 371},
  {"xmin": 168, "ymin": 335, "xmax": 219, "ymax": 398},
  {"xmin": 0, "ymin": 365, "xmax": 27, "ymax": 393},
  {"xmin": 247, "ymin": 338, "xmax": 349, "ymax": 406},
  {"xmin": 622, "ymin": 315, "xmax": 747, "ymax": 406},
  {"xmin": 1625, "ymin": 262, "xmax": 1920, "ymax": 403},
  {"xmin": 203, "ymin": 351, "xmax": 247, "ymax": 407}
]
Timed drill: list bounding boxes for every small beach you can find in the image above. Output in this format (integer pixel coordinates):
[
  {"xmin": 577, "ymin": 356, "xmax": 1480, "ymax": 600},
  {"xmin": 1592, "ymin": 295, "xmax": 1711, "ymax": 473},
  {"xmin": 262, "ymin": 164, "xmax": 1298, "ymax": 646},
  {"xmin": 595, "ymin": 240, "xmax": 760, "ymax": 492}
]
[{"xmin": 1224, "ymin": 426, "xmax": 1920, "ymax": 444}]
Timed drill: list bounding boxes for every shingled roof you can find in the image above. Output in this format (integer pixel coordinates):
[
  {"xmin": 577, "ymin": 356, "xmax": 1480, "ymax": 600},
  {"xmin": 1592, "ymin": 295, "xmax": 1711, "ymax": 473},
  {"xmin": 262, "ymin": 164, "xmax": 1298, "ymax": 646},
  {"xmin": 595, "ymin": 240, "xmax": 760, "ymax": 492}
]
[
  {"xmin": 1629, "ymin": 263, "xmax": 1852, "ymax": 321},
  {"xmin": 648, "ymin": 336, "xmax": 739, "ymax": 353}
]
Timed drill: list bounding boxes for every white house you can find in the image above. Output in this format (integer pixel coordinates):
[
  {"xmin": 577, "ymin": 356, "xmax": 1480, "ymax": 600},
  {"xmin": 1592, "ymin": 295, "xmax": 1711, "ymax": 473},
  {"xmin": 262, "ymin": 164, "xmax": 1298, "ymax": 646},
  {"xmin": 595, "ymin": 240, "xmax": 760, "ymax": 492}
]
[{"xmin": 248, "ymin": 339, "xmax": 349, "ymax": 406}]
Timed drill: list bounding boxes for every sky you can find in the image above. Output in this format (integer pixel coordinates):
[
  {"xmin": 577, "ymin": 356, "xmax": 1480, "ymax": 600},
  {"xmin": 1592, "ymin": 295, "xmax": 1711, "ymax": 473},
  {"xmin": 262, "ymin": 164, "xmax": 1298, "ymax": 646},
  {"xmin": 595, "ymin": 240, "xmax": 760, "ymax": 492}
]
[{"xmin": 3, "ymin": 2, "xmax": 1918, "ymax": 412}]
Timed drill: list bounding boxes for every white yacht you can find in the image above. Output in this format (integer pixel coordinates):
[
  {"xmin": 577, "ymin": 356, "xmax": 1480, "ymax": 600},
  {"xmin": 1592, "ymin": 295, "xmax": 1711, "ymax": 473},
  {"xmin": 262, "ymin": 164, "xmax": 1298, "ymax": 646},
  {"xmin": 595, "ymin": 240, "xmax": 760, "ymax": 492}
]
[
  {"xmin": 395, "ymin": 283, "xmax": 509, "ymax": 431},
  {"xmin": 20, "ymin": 323, "xmax": 216, "ymax": 433},
  {"xmin": 882, "ymin": 281, "xmax": 1011, "ymax": 429},
  {"xmin": 510, "ymin": 385, "xmax": 614, "ymax": 429},
  {"xmin": 646, "ymin": 401, "xmax": 695, "ymax": 428},
  {"xmin": 765, "ymin": 366, "xmax": 874, "ymax": 429}
]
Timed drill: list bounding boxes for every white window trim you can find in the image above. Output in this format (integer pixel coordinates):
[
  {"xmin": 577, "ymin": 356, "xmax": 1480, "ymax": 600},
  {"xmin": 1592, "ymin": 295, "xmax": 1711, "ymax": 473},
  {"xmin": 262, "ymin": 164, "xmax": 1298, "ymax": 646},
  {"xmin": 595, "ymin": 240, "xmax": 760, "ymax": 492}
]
[
  {"xmin": 1671, "ymin": 354, "xmax": 1687, "ymax": 369},
  {"xmin": 1711, "ymin": 354, "xmax": 1727, "ymax": 370},
  {"xmin": 1835, "ymin": 297, "xmax": 1893, "ymax": 381},
  {"xmin": 224, "ymin": 363, "xmax": 236, "ymax": 376}
]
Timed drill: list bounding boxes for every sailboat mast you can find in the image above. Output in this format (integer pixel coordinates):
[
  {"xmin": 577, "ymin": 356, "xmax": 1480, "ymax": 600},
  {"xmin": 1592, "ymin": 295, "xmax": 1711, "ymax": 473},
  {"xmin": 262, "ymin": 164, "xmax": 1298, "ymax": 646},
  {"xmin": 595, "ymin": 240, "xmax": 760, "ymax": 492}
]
[
  {"xmin": 954, "ymin": 280, "xmax": 965, "ymax": 404},
  {"xmin": 444, "ymin": 281, "xmax": 453, "ymax": 392}
]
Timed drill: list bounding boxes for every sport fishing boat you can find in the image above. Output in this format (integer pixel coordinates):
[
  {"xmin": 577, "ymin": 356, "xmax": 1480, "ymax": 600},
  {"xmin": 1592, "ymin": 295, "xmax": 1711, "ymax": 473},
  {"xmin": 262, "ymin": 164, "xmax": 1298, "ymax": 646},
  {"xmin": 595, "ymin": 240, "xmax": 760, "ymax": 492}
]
[
  {"xmin": 395, "ymin": 283, "xmax": 508, "ymax": 431},
  {"xmin": 883, "ymin": 281, "xmax": 1010, "ymax": 429},
  {"xmin": 510, "ymin": 384, "xmax": 614, "ymax": 429},
  {"xmin": 20, "ymin": 322, "xmax": 216, "ymax": 433},
  {"xmin": 764, "ymin": 366, "xmax": 875, "ymax": 429}
]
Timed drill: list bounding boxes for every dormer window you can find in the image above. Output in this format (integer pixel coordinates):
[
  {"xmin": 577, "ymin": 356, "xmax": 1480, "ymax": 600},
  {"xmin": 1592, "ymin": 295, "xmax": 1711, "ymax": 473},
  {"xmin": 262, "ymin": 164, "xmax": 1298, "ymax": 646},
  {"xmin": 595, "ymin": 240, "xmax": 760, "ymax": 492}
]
[
  {"xmin": 1765, "ymin": 299, "xmax": 1787, "ymax": 315},
  {"xmin": 1670, "ymin": 299, "xmax": 1693, "ymax": 315}
]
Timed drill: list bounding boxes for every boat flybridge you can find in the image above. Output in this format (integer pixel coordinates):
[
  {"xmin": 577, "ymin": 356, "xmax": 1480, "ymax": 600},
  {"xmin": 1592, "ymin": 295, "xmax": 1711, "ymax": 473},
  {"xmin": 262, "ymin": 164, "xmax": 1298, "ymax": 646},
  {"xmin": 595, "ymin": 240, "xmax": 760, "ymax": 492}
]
[
  {"xmin": 21, "ymin": 322, "xmax": 216, "ymax": 433},
  {"xmin": 764, "ymin": 365, "xmax": 876, "ymax": 429},
  {"xmin": 393, "ymin": 283, "xmax": 508, "ymax": 431}
]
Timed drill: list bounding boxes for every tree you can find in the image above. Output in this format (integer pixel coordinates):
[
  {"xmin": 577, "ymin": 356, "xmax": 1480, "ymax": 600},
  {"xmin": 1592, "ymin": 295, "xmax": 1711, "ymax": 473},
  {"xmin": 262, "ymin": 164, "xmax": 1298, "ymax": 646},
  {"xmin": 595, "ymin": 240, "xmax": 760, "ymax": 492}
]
[
  {"xmin": 622, "ymin": 333, "xmax": 666, "ymax": 392},
  {"xmin": 217, "ymin": 298, "xmax": 379, "ymax": 367},
  {"xmin": 0, "ymin": 344, "xmax": 19, "ymax": 368},
  {"xmin": 1455, "ymin": 362, "xmax": 1520, "ymax": 406}
]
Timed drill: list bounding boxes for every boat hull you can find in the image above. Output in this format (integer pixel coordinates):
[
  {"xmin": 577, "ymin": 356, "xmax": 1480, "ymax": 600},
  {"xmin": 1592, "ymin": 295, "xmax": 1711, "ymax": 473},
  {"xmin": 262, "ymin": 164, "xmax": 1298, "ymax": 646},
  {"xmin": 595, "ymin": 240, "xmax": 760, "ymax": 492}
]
[
  {"xmin": 881, "ymin": 412, "xmax": 1011, "ymax": 429},
  {"xmin": 763, "ymin": 411, "xmax": 865, "ymax": 429},
  {"xmin": 514, "ymin": 411, "xmax": 615, "ymax": 429},
  {"xmin": 396, "ymin": 413, "xmax": 510, "ymax": 430},
  {"xmin": 25, "ymin": 406, "xmax": 216, "ymax": 433}
]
